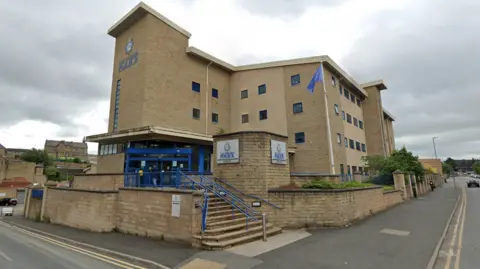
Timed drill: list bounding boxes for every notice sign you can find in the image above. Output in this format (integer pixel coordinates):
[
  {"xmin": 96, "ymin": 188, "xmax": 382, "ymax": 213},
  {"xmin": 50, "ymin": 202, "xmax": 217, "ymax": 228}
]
[
  {"xmin": 0, "ymin": 193, "xmax": 5, "ymax": 198},
  {"xmin": 171, "ymin": 195, "xmax": 181, "ymax": 217},
  {"xmin": 271, "ymin": 140, "xmax": 287, "ymax": 164},
  {"xmin": 216, "ymin": 139, "xmax": 239, "ymax": 164}
]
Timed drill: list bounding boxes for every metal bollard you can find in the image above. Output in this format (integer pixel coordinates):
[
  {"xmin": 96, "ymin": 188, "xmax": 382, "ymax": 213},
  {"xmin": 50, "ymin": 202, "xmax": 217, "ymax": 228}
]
[{"xmin": 262, "ymin": 213, "xmax": 267, "ymax": 242}]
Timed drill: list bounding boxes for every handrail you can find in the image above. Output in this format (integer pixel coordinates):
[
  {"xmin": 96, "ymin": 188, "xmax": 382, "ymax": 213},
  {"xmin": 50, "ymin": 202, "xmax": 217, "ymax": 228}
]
[
  {"xmin": 198, "ymin": 175, "xmax": 260, "ymax": 218},
  {"xmin": 213, "ymin": 177, "xmax": 282, "ymax": 209},
  {"xmin": 180, "ymin": 173, "xmax": 259, "ymax": 222}
]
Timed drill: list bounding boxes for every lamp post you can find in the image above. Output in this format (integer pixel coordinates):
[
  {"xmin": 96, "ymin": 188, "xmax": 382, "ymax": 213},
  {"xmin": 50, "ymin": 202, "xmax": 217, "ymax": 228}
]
[{"xmin": 432, "ymin": 137, "xmax": 438, "ymax": 159}]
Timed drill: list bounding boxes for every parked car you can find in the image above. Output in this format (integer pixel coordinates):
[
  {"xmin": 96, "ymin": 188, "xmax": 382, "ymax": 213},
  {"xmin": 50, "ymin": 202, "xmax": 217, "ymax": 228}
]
[
  {"xmin": 0, "ymin": 198, "xmax": 17, "ymax": 206},
  {"xmin": 467, "ymin": 179, "xmax": 480, "ymax": 188},
  {"xmin": 1, "ymin": 207, "xmax": 13, "ymax": 216}
]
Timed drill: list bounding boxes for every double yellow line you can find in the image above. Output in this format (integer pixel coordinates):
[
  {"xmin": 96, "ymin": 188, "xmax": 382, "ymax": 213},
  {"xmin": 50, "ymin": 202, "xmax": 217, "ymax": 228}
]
[
  {"xmin": 444, "ymin": 187, "xmax": 467, "ymax": 269},
  {"xmin": 0, "ymin": 222, "xmax": 147, "ymax": 269}
]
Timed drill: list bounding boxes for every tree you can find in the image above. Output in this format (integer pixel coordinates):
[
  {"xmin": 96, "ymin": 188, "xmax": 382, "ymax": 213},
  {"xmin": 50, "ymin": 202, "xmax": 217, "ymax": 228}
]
[
  {"xmin": 445, "ymin": 157, "xmax": 456, "ymax": 170},
  {"xmin": 20, "ymin": 148, "xmax": 52, "ymax": 166},
  {"xmin": 442, "ymin": 162, "xmax": 453, "ymax": 176},
  {"xmin": 362, "ymin": 146, "xmax": 425, "ymax": 179},
  {"xmin": 473, "ymin": 163, "xmax": 480, "ymax": 175}
]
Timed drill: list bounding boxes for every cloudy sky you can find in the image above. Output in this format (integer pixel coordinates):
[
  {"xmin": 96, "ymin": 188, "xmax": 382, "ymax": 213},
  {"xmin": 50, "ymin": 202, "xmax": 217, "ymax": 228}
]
[{"xmin": 0, "ymin": 0, "xmax": 478, "ymax": 159}]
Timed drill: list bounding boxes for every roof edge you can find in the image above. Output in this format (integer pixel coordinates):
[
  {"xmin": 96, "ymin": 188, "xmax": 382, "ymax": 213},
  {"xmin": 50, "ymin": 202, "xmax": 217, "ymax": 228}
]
[
  {"xmin": 383, "ymin": 107, "xmax": 395, "ymax": 121},
  {"xmin": 108, "ymin": 2, "xmax": 192, "ymax": 38},
  {"xmin": 361, "ymin": 80, "xmax": 387, "ymax": 90}
]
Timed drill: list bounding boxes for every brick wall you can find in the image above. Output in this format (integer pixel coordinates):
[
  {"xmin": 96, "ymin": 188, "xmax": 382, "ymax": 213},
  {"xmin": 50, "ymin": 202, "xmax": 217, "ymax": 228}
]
[
  {"xmin": 5, "ymin": 161, "xmax": 35, "ymax": 182},
  {"xmin": 213, "ymin": 131, "xmax": 291, "ymax": 198},
  {"xmin": 43, "ymin": 188, "xmax": 118, "ymax": 232},
  {"xmin": 266, "ymin": 186, "xmax": 400, "ymax": 228},
  {"xmin": 72, "ymin": 174, "xmax": 124, "ymax": 190},
  {"xmin": 116, "ymin": 188, "xmax": 202, "ymax": 242},
  {"xmin": 97, "ymin": 154, "xmax": 125, "ymax": 173}
]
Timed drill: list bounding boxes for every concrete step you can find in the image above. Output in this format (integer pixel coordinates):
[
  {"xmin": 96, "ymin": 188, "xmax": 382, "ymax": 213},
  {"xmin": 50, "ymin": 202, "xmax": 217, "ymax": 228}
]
[
  {"xmin": 206, "ymin": 217, "xmax": 249, "ymax": 228},
  {"xmin": 208, "ymin": 212, "xmax": 244, "ymax": 222},
  {"xmin": 208, "ymin": 208, "xmax": 239, "ymax": 216},
  {"xmin": 201, "ymin": 227, "xmax": 283, "ymax": 250},
  {"xmin": 208, "ymin": 204, "xmax": 232, "ymax": 211},
  {"xmin": 199, "ymin": 224, "xmax": 274, "ymax": 241},
  {"xmin": 204, "ymin": 221, "xmax": 262, "ymax": 235}
]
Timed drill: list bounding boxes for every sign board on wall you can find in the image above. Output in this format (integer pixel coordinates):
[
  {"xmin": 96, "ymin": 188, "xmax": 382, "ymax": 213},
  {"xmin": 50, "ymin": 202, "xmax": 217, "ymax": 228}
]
[
  {"xmin": 271, "ymin": 140, "xmax": 287, "ymax": 164},
  {"xmin": 0, "ymin": 193, "xmax": 5, "ymax": 198},
  {"xmin": 171, "ymin": 195, "xmax": 181, "ymax": 217},
  {"xmin": 216, "ymin": 139, "xmax": 240, "ymax": 164}
]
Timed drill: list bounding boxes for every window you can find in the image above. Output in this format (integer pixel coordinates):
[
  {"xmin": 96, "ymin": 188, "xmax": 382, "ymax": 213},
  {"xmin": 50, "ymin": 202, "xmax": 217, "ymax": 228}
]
[
  {"xmin": 212, "ymin": 88, "xmax": 218, "ymax": 98},
  {"xmin": 342, "ymin": 111, "xmax": 346, "ymax": 120},
  {"xmin": 241, "ymin": 89, "xmax": 248, "ymax": 99},
  {"xmin": 359, "ymin": 167, "xmax": 364, "ymax": 173},
  {"xmin": 295, "ymin": 132, "xmax": 305, "ymax": 144},
  {"xmin": 113, "ymin": 79, "xmax": 121, "ymax": 131},
  {"xmin": 344, "ymin": 89, "xmax": 350, "ymax": 99},
  {"xmin": 334, "ymin": 104, "xmax": 339, "ymax": 115},
  {"xmin": 212, "ymin": 113, "xmax": 218, "ymax": 123},
  {"xmin": 347, "ymin": 113, "xmax": 352, "ymax": 123},
  {"xmin": 192, "ymin": 81, "xmax": 200, "ymax": 92},
  {"xmin": 293, "ymin": 102, "xmax": 303, "ymax": 113},
  {"xmin": 349, "ymin": 139, "xmax": 354, "ymax": 149},
  {"xmin": 242, "ymin": 114, "xmax": 249, "ymax": 123},
  {"xmin": 353, "ymin": 117, "xmax": 358, "ymax": 127},
  {"xmin": 356, "ymin": 98, "xmax": 361, "ymax": 107},
  {"xmin": 344, "ymin": 137, "xmax": 348, "ymax": 147},
  {"xmin": 340, "ymin": 164, "xmax": 345, "ymax": 174},
  {"xmin": 361, "ymin": 143, "xmax": 366, "ymax": 152},
  {"xmin": 192, "ymin": 108, "xmax": 200, "ymax": 119},
  {"xmin": 339, "ymin": 85, "xmax": 343, "ymax": 95},
  {"xmin": 259, "ymin": 110, "xmax": 268, "ymax": 120},
  {"xmin": 359, "ymin": 120, "xmax": 364, "ymax": 129},
  {"xmin": 347, "ymin": 165, "xmax": 351, "ymax": 175},
  {"xmin": 291, "ymin": 74, "xmax": 300, "ymax": 86},
  {"xmin": 331, "ymin": 76, "xmax": 336, "ymax": 87},
  {"xmin": 336, "ymin": 133, "xmax": 342, "ymax": 144},
  {"xmin": 350, "ymin": 94, "xmax": 355, "ymax": 103},
  {"xmin": 355, "ymin": 141, "xmax": 361, "ymax": 151},
  {"xmin": 352, "ymin": 166, "xmax": 357, "ymax": 173},
  {"xmin": 258, "ymin": 84, "xmax": 267, "ymax": 95}
]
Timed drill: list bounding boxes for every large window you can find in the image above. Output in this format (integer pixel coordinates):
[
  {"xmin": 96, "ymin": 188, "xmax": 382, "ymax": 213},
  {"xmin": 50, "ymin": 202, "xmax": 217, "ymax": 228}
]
[
  {"xmin": 113, "ymin": 79, "xmax": 121, "ymax": 131},
  {"xmin": 99, "ymin": 144, "xmax": 124, "ymax": 156},
  {"xmin": 295, "ymin": 132, "xmax": 305, "ymax": 144}
]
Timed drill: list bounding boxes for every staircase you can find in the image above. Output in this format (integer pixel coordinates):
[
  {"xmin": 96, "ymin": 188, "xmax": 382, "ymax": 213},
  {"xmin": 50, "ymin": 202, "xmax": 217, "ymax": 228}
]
[{"xmin": 182, "ymin": 174, "xmax": 282, "ymax": 250}]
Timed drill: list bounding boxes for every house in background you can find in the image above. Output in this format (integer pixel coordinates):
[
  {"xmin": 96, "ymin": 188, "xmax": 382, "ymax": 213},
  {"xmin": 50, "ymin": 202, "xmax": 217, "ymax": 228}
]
[
  {"xmin": 6, "ymin": 148, "xmax": 30, "ymax": 160},
  {"xmin": 44, "ymin": 139, "xmax": 88, "ymax": 160},
  {"xmin": 419, "ymin": 159, "xmax": 443, "ymax": 175}
]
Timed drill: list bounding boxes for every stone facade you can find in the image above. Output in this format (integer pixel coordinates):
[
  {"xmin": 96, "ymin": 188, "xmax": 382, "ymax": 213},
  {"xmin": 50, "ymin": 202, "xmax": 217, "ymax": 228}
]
[
  {"xmin": 72, "ymin": 174, "xmax": 124, "ymax": 190},
  {"xmin": 96, "ymin": 154, "xmax": 125, "ymax": 173},
  {"xmin": 44, "ymin": 140, "xmax": 88, "ymax": 159},
  {"xmin": 213, "ymin": 131, "xmax": 291, "ymax": 197}
]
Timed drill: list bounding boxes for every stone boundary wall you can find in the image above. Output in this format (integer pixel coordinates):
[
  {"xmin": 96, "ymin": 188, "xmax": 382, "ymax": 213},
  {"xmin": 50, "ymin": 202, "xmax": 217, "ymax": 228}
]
[
  {"xmin": 266, "ymin": 186, "xmax": 403, "ymax": 228},
  {"xmin": 38, "ymin": 187, "xmax": 202, "ymax": 243},
  {"xmin": 290, "ymin": 174, "xmax": 341, "ymax": 186},
  {"xmin": 71, "ymin": 174, "xmax": 124, "ymax": 190}
]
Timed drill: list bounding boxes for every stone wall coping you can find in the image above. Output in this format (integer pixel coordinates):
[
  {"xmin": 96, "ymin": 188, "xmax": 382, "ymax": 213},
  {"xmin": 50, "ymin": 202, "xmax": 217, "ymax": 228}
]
[
  {"xmin": 290, "ymin": 173, "xmax": 340, "ymax": 177},
  {"xmin": 268, "ymin": 186, "xmax": 382, "ymax": 193},
  {"xmin": 213, "ymin": 130, "xmax": 288, "ymax": 139},
  {"xmin": 48, "ymin": 187, "xmax": 119, "ymax": 194},
  {"xmin": 74, "ymin": 173, "xmax": 124, "ymax": 177},
  {"xmin": 383, "ymin": 190, "xmax": 402, "ymax": 194},
  {"xmin": 119, "ymin": 187, "xmax": 203, "ymax": 195}
]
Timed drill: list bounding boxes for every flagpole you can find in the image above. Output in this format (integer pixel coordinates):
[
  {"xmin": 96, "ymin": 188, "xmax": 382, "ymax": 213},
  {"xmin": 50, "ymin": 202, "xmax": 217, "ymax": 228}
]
[{"xmin": 321, "ymin": 63, "xmax": 336, "ymax": 174}]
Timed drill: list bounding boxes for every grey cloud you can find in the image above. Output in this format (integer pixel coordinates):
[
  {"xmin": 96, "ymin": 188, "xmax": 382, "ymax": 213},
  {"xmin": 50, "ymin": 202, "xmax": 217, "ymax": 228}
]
[
  {"xmin": 0, "ymin": 0, "xmax": 138, "ymax": 133},
  {"xmin": 236, "ymin": 0, "xmax": 349, "ymax": 17},
  {"xmin": 342, "ymin": 0, "xmax": 480, "ymax": 159}
]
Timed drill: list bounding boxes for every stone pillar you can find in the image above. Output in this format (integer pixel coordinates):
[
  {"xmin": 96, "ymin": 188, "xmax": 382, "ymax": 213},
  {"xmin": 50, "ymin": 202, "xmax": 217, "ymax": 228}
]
[
  {"xmin": 40, "ymin": 186, "xmax": 48, "ymax": 221},
  {"xmin": 393, "ymin": 170, "xmax": 406, "ymax": 199},
  {"xmin": 212, "ymin": 131, "xmax": 291, "ymax": 197},
  {"xmin": 412, "ymin": 175, "xmax": 418, "ymax": 198},
  {"xmin": 353, "ymin": 172, "xmax": 363, "ymax": 182},
  {"xmin": 24, "ymin": 187, "xmax": 32, "ymax": 218}
]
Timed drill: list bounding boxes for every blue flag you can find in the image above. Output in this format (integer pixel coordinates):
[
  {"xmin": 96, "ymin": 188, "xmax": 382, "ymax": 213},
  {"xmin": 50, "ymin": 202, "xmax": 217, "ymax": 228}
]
[{"xmin": 307, "ymin": 63, "xmax": 323, "ymax": 93}]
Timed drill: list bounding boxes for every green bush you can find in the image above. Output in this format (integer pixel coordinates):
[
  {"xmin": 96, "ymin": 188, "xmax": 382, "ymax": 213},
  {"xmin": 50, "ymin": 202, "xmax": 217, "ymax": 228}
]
[
  {"xmin": 383, "ymin": 185, "xmax": 395, "ymax": 192},
  {"xmin": 302, "ymin": 180, "xmax": 376, "ymax": 189}
]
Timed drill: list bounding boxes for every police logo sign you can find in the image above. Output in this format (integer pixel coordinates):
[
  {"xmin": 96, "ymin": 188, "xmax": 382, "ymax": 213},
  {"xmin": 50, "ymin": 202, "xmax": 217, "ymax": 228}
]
[
  {"xmin": 119, "ymin": 38, "xmax": 139, "ymax": 72},
  {"xmin": 271, "ymin": 140, "xmax": 287, "ymax": 164},
  {"xmin": 217, "ymin": 139, "xmax": 239, "ymax": 164}
]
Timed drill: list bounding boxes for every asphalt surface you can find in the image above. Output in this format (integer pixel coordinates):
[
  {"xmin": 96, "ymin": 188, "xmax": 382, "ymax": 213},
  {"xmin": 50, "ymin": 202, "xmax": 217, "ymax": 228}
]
[
  {"xmin": 0, "ymin": 221, "xmax": 141, "ymax": 269},
  {"xmin": 254, "ymin": 179, "xmax": 459, "ymax": 269},
  {"xmin": 460, "ymin": 177, "xmax": 480, "ymax": 269}
]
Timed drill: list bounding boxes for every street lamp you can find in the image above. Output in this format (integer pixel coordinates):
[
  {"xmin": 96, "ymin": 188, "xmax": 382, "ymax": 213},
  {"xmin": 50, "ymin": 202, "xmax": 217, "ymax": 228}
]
[{"xmin": 432, "ymin": 137, "xmax": 438, "ymax": 159}]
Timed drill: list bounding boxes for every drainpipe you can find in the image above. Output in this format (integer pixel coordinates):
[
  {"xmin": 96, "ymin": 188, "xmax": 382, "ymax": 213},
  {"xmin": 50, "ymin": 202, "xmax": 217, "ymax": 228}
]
[
  {"xmin": 205, "ymin": 62, "xmax": 213, "ymax": 135},
  {"xmin": 321, "ymin": 63, "xmax": 336, "ymax": 174}
]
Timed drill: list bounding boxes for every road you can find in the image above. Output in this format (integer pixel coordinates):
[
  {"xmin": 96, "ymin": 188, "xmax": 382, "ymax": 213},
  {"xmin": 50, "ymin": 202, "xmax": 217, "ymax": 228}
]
[
  {"xmin": 0, "ymin": 221, "xmax": 148, "ymax": 269},
  {"xmin": 434, "ymin": 176, "xmax": 480, "ymax": 269}
]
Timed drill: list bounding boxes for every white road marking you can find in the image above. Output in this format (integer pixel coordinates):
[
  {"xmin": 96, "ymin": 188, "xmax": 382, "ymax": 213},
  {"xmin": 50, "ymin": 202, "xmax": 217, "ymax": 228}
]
[
  {"xmin": 0, "ymin": 248, "xmax": 12, "ymax": 262},
  {"xmin": 380, "ymin": 228, "xmax": 411, "ymax": 236}
]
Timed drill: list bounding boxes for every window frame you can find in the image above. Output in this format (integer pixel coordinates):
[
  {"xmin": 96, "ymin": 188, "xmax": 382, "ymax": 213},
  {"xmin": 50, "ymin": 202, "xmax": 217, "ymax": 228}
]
[
  {"xmin": 192, "ymin": 108, "xmax": 200, "ymax": 119},
  {"xmin": 344, "ymin": 137, "xmax": 348, "ymax": 147},
  {"xmin": 353, "ymin": 117, "xmax": 358, "ymax": 127},
  {"xmin": 355, "ymin": 141, "xmax": 361, "ymax": 151},
  {"xmin": 291, "ymin": 74, "xmax": 300, "ymax": 86},
  {"xmin": 241, "ymin": 89, "xmax": 248, "ymax": 99},
  {"xmin": 258, "ymin": 84, "xmax": 267, "ymax": 95},
  {"xmin": 336, "ymin": 133, "xmax": 342, "ymax": 144},
  {"xmin": 331, "ymin": 76, "xmax": 336, "ymax": 87},
  {"xmin": 241, "ymin": 114, "xmax": 249, "ymax": 123},
  {"xmin": 361, "ymin": 143, "xmax": 366, "ymax": 152},
  {"xmin": 293, "ymin": 102, "xmax": 303, "ymax": 114},
  {"xmin": 349, "ymin": 139, "xmax": 354, "ymax": 149},
  {"xmin": 212, "ymin": 88, "xmax": 218, "ymax": 98},
  {"xmin": 344, "ymin": 89, "xmax": 350, "ymax": 99},
  {"xmin": 212, "ymin": 113, "xmax": 219, "ymax": 123},
  {"xmin": 359, "ymin": 120, "xmax": 364, "ymax": 129},
  {"xmin": 347, "ymin": 113, "xmax": 352, "ymax": 123},
  {"xmin": 259, "ymin": 110, "xmax": 268, "ymax": 120},
  {"xmin": 192, "ymin": 81, "xmax": 201, "ymax": 93},
  {"xmin": 350, "ymin": 93, "xmax": 355, "ymax": 103},
  {"xmin": 295, "ymin": 132, "xmax": 305, "ymax": 144},
  {"xmin": 334, "ymin": 104, "xmax": 339, "ymax": 115}
]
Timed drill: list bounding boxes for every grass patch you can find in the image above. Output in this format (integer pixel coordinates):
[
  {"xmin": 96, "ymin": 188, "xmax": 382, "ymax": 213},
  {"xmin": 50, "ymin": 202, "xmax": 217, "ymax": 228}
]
[
  {"xmin": 302, "ymin": 180, "xmax": 376, "ymax": 189},
  {"xmin": 383, "ymin": 185, "xmax": 395, "ymax": 192}
]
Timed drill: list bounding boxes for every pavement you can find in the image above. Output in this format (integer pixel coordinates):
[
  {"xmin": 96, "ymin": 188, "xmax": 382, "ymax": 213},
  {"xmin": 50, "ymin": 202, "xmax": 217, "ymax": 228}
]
[
  {"xmin": 0, "ymin": 178, "xmax": 460, "ymax": 269},
  {"xmin": 0, "ymin": 220, "xmax": 150, "ymax": 269},
  {"xmin": 433, "ymin": 176, "xmax": 480, "ymax": 269}
]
